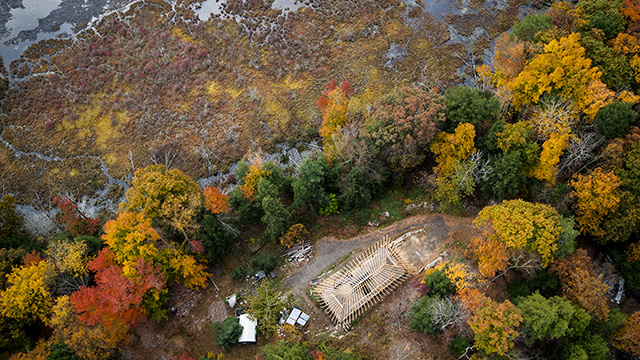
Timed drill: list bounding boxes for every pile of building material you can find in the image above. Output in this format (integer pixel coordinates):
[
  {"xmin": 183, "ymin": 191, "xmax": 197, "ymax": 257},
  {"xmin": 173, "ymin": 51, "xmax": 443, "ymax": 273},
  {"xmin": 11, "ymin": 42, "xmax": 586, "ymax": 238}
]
[{"xmin": 284, "ymin": 238, "xmax": 313, "ymax": 264}]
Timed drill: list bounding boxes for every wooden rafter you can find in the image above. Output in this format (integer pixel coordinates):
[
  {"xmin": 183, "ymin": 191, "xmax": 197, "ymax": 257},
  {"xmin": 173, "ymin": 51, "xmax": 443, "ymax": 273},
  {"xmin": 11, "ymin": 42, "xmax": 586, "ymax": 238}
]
[{"xmin": 316, "ymin": 236, "xmax": 409, "ymax": 329}]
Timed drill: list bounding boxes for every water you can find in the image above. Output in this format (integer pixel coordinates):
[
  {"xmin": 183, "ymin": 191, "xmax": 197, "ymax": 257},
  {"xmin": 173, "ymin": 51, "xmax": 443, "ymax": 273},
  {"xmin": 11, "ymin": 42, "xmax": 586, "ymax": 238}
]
[
  {"xmin": 0, "ymin": 0, "xmax": 122, "ymax": 73},
  {"xmin": 195, "ymin": 0, "xmax": 305, "ymax": 22}
]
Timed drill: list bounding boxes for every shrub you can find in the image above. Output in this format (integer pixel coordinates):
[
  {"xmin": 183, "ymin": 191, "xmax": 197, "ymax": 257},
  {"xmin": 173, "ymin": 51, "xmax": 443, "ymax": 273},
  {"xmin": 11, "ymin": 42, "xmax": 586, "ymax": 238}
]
[
  {"xmin": 423, "ymin": 268, "xmax": 455, "ymax": 297},
  {"xmin": 409, "ymin": 297, "xmax": 436, "ymax": 334},
  {"xmin": 251, "ymin": 253, "xmax": 279, "ymax": 273},
  {"xmin": 214, "ymin": 317, "xmax": 243, "ymax": 349},
  {"xmin": 230, "ymin": 266, "xmax": 247, "ymax": 280}
]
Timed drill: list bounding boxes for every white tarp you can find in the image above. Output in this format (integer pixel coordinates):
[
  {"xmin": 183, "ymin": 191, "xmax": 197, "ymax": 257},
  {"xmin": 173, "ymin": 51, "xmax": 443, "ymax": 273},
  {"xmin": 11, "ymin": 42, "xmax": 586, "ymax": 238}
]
[{"xmin": 238, "ymin": 314, "xmax": 257, "ymax": 343}]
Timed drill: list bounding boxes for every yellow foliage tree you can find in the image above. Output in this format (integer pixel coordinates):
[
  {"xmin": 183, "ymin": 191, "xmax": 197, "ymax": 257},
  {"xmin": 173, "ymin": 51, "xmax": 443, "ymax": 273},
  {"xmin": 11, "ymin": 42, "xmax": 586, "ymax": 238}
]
[
  {"xmin": 240, "ymin": 153, "xmax": 271, "ymax": 200},
  {"xmin": 474, "ymin": 200, "xmax": 563, "ymax": 267},
  {"xmin": 496, "ymin": 121, "xmax": 531, "ymax": 152},
  {"xmin": 430, "ymin": 122, "xmax": 476, "ymax": 176},
  {"xmin": 531, "ymin": 133, "xmax": 570, "ymax": 184},
  {"xmin": 102, "ymin": 212, "xmax": 208, "ymax": 289},
  {"xmin": 509, "ymin": 32, "xmax": 614, "ymax": 120},
  {"xmin": 570, "ymin": 168, "xmax": 622, "ymax": 238},
  {"xmin": 102, "ymin": 212, "xmax": 161, "ymax": 277},
  {"xmin": 444, "ymin": 261, "xmax": 475, "ymax": 292},
  {"xmin": 0, "ymin": 261, "xmax": 55, "ymax": 323},
  {"xmin": 627, "ymin": 242, "xmax": 640, "ymax": 262},
  {"xmin": 49, "ymin": 295, "xmax": 73, "ymax": 328},
  {"xmin": 46, "ymin": 239, "xmax": 89, "ymax": 276},
  {"xmin": 124, "ymin": 164, "xmax": 202, "ymax": 237}
]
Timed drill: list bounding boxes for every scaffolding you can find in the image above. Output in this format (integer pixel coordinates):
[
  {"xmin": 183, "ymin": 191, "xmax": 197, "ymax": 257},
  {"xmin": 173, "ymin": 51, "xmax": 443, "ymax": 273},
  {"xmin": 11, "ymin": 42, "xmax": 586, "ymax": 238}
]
[{"xmin": 315, "ymin": 236, "xmax": 409, "ymax": 329}]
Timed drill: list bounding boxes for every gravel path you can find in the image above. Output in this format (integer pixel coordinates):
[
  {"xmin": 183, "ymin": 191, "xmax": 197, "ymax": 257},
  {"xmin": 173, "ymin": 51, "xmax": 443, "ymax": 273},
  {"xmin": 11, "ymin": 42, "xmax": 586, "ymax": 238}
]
[{"xmin": 284, "ymin": 214, "xmax": 449, "ymax": 291}]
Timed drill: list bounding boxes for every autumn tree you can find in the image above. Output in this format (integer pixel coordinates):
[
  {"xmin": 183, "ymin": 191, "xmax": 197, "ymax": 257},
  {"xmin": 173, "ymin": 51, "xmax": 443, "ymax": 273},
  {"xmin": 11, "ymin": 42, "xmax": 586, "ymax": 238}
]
[
  {"xmin": 203, "ymin": 186, "xmax": 229, "ymax": 214},
  {"xmin": 570, "ymin": 168, "xmax": 622, "ymax": 240},
  {"xmin": 124, "ymin": 164, "xmax": 202, "ymax": 237},
  {"xmin": 431, "ymin": 122, "xmax": 477, "ymax": 176},
  {"xmin": 550, "ymin": 248, "xmax": 610, "ymax": 321},
  {"xmin": 531, "ymin": 132, "xmax": 570, "ymax": 184},
  {"xmin": 614, "ymin": 311, "xmax": 640, "ymax": 358},
  {"xmin": 548, "ymin": 2, "xmax": 589, "ymax": 35},
  {"xmin": 279, "ymin": 224, "xmax": 308, "ymax": 248},
  {"xmin": 461, "ymin": 289, "xmax": 522, "ymax": 356},
  {"xmin": 509, "ymin": 33, "xmax": 614, "ymax": 120},
  {"xmin": 239, "ymin": 153, "xmax": 271, "ymax": 201},
  {"xmin": 70, "ymin": 248, "xmax": 166, "ymax": 330},
  {"xmin": 530, "ymin": 99, "xmax": 576, "ymax": 141},
  {"xmin": 317, "ymin": 80, "xmax": 353, "ymax": 161},
  {"xmin": 102, "ymin": 211, "xmax": 208, "ymax": 289},
  {"xmin": 468, "ymin": 235, "xmax": 510, "ymax": 278},
  {"xmin": 365, "ymin": 86, "xmax": 446, "ymax": 171},
  {"xmin": 473, "ymin": 199, "xmax": 564, "ymax": 270},
  {"xmin": 0, "ymin": 261, "xmax": 55, "ymax": 323},
  {"xmin": 46, "ymin": 239, "xmax": 89, "ymax": 277},
  {"xmin": 53, "ymin": 197, "xmax": 100, "ymax": 237}
]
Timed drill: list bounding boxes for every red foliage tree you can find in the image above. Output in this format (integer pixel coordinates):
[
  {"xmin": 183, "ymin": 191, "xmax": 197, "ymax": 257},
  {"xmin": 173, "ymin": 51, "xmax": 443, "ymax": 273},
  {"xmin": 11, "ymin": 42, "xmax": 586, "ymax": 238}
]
[
  {"xmin": 70, "ymin": 248, "xmax": 166, "ymax": 330},
  {"xmin": 54, "ymin": 197, "xmax": 100, "ymax": 236}
]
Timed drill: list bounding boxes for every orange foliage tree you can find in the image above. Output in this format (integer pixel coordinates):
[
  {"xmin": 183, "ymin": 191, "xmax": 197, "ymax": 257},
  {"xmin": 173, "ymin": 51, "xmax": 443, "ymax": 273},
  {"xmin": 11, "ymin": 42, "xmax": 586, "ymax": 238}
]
[
  {"xmin": 203, "ymin": 186, "xmax": 229, "ymax": 214},
  {"xmin": 614, "ymin": 310, "xmax": 640, "ymax": 358},
  {"xmin": 468, "ymin": 235, "xmax": 511, "ymax": 278},
  {"xmin": 550, "ymin": 248, "xmax": 610, "ymax": 321},
  {"xmin": 570, "ymin": 168, "xmax": 622, "ymax": 240},
  {"xmin": 459, "ymin": 288, "xmax": 522, "ymax": 356}
]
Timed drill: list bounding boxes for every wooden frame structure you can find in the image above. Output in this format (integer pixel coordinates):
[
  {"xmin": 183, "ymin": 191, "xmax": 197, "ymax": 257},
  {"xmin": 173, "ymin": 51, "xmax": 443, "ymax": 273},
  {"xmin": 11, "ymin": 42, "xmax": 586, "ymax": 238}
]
[{"xmin": 315, "ymin": 236, "xmax": 409, "ymax": 329}]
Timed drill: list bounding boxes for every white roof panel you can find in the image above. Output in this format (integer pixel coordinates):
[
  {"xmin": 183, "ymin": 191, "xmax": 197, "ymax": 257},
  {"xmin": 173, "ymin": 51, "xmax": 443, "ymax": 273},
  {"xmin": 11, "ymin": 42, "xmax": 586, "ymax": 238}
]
[{"xmin": 238, "ymin": 314, "xmax": 257, "ymax": 343}]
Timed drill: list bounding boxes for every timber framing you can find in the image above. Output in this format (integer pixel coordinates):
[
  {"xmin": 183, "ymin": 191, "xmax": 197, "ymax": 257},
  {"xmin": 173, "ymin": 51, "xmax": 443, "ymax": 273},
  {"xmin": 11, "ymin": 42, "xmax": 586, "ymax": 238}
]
[{"xmin": 316, "ymin": 236, "xmax": 409, "ymax": 329}]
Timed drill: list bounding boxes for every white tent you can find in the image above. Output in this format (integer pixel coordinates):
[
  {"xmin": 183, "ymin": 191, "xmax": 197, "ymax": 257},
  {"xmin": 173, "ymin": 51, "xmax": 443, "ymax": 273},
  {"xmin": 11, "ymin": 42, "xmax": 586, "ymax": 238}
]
[{"xmin": 237, "ymin": 314, "xmax": 257, "ymax": 344}]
